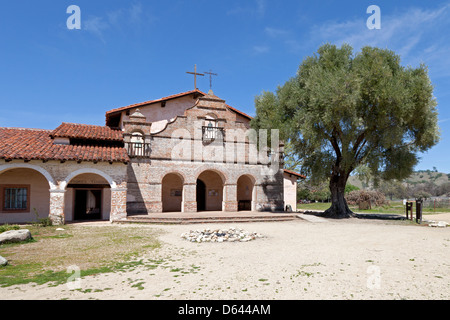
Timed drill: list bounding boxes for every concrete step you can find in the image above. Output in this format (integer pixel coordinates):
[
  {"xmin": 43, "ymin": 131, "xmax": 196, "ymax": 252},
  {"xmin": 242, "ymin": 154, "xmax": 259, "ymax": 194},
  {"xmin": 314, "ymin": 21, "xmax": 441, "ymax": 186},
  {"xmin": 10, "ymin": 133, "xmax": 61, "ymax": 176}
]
[{"xmin": 116, "ymin": 215, "xmax": 297, "ymax": 225}]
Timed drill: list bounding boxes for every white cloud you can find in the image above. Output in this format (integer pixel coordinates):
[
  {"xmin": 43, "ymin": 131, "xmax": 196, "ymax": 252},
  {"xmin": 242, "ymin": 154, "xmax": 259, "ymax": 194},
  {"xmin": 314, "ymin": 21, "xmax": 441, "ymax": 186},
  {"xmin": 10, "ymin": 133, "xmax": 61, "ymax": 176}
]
[
  {"xmin": 84, "ymin": 16, "xmax": 109, "ymax": 41},
  {"xmin": 263, "ymin": 27, "xmax": 302, "ymax": 53},
  {"xmin": 227, "ymin": 0, "xmax": 266, "ymax": 17},
  {"xmin": 256, "ymin": 0, "xmax": 266, "ymax": 17},
  {"xmin": 83, "ymin": 2, "xmax": 146, "ymax": 41},
  {"xmin": 129, "ymin": 2, "xmax": 143, "ymax": 24},
  {"xmin": 265, "ymin": 27, "xmax": 289, "ymax": 38},
  {"xmin": 307, "ymin": 3, "xmax": 450, "ymax": 77},
  {"xmin": 253, "ymin": 45, "xmax": 270, "ymax": 54}
]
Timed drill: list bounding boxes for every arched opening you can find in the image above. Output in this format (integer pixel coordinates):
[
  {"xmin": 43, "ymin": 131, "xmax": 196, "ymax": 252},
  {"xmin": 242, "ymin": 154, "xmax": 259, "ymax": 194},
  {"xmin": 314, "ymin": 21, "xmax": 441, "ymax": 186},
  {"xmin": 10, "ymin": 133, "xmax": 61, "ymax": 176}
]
[
  {"xmin": 162, "ymin": 173, "xmax": 184, "ymax": 212},
  {"xmin": 237, "ymin": 175, "xmax": 255, "ymax": 211},
  {"xmin": 65, "ymin": 172, "xmax": 111, "ymax": 221},
  {"xmin": 0, "ymin": 168, "xmax": 51, "ymax": 224},
  {"xmin": 197, "ymin": 170, "xmax": 224, "ymax": 212}
]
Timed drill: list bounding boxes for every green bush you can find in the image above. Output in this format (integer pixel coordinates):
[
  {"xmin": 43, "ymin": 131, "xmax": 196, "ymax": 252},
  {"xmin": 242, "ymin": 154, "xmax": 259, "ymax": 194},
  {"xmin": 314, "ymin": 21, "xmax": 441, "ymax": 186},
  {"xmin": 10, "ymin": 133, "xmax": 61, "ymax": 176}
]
[
  {"xmin": 31, "ymin": 208, "xmax": 53, "ymax": 227},
  {"xmin": 345, "ymin": 183, "xmax": 360, "ymax": 194},
  {"xmin": 35, "ymin": 218, "xmax": 53, "ymax": 227}
]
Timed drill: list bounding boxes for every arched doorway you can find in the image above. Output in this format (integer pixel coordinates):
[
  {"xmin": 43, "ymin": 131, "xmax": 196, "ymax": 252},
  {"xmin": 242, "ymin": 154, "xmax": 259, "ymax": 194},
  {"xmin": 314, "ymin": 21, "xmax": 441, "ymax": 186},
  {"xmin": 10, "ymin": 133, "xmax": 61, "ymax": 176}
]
[
  {"xmin": 197, "ymin": 170, "xmax": 224, "ymax": 211},
  {"xmin": 0, "ymin": 167, "xmax": 51, "ymax": 224},
  {"xmin": 65, "ymin": 172, "xmax": 111, "ymax": 221},
  {"xmin": 162, "ymin": 173, "xmax": 184, "ymax": 212},
  {"xmin": 237, "ymin": 175, "xmax": 255, "ymax": 211}
]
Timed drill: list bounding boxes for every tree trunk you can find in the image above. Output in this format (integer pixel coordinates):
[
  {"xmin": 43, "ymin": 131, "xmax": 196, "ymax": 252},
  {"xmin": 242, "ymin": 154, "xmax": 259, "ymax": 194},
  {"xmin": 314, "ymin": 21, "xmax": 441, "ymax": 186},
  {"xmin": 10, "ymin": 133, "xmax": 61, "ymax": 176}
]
[{"xmin": 323, "ymin": 173, "xmax": 354, "ymax": 219}]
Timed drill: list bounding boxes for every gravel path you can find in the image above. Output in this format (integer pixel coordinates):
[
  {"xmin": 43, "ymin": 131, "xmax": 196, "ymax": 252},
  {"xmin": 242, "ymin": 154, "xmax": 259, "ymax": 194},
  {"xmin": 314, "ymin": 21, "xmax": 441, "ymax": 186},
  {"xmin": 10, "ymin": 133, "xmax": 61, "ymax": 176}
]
[{"xmin": 1, "ymin": 217, "xmax": 449, "ymax": 300}]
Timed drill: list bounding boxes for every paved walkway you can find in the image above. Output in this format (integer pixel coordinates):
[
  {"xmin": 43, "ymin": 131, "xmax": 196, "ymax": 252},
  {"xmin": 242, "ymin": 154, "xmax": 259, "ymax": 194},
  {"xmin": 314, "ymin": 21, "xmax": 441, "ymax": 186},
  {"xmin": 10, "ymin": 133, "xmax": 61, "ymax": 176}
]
[{"xmin": 296, "ymin": 213, "xmax": 329, "ymax": 223}]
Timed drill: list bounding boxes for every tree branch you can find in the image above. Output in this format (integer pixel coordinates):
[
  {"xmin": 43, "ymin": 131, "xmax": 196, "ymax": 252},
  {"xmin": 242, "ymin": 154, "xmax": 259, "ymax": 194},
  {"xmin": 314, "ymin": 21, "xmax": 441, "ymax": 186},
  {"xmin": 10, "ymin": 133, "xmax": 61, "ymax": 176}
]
[{"xmin": 330, "ymin": 129, "xmax": 342, "ymax": 160}]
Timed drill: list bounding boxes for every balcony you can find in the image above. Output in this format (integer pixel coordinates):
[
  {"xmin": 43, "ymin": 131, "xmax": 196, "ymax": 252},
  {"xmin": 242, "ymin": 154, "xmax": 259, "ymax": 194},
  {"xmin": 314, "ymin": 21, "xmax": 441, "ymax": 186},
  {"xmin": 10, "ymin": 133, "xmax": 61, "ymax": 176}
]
[
  {"xmin": 202, "ymin": 126, "xmax": 225, "ymax": 143},
  {"xmin": 126, "ymin": 142, "xmax": 151, "ymax": 158}
]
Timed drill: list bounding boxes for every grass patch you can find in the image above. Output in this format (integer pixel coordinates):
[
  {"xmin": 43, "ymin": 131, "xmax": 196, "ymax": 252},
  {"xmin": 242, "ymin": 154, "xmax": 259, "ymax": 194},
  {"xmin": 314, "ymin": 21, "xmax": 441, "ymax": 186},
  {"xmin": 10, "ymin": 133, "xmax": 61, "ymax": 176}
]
[
  {"xmin": 297, "ymin": 203, "xmax": 332, "ymax": 211},
  {"xmin": 131, "ymin": 281, "xmax": 145, "ymax": 290},
  {"xmin": 298, "ymin": 201, "xmax": 450, "ymax": 215},
  {"xmin": 40, "ymin": 233, "xmax": 73, "ymax": 240},
  {"xmin": 291, "ymin": 271, "xmax": 314, "ymax": 278},
  {"xmin": 0, "ymin": 224, "xmax": 161, "ymax": 288}
]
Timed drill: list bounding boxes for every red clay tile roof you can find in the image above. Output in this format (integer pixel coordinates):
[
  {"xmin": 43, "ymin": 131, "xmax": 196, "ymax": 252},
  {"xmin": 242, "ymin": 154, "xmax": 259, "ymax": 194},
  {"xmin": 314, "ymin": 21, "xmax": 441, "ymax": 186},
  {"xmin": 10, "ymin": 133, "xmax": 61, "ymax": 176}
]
[
  {"xmin": 105, "ymin": 89, "xmax": 253, "ymax": 123},
  {"xmin": 106, "ymin": 90, "xmax": 205, "ymax": 117},
  {"xmin": 284, "ymin": 169, "xmax": 306, "ymax": 179},
  {"xmin": 0, "ymin": 128, "xmax": 129, "ymax": 163},
  {"xmin": 51, "ymin": 123, "xmax": 124, "ymax": 142},
  {"xmin": 225, "ymin": 104, "xmax": 253, "ymax": 120}
]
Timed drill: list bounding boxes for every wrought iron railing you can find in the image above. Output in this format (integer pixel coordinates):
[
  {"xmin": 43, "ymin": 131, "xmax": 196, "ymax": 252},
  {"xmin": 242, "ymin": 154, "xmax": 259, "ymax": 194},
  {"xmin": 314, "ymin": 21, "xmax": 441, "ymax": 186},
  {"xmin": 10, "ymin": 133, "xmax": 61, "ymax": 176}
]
[
  {"xmin": 126, "ymin": 142, "xmax": 151, "ymax": 158},
  {"xmin": 202, "ymin": 126, "xmax": 225, "ymax": 142}
]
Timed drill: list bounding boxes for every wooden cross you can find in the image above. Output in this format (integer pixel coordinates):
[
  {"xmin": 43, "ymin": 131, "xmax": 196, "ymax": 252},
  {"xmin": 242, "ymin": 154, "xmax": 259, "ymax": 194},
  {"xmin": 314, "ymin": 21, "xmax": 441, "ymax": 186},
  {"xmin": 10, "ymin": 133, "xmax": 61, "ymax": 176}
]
[
  {"xmin": 186, "ymin": 64, "xmax": 204, "ymax": 90},
  {"xmin": 204, "ymin": 70, "xmax": 218, "ymax": 91}
]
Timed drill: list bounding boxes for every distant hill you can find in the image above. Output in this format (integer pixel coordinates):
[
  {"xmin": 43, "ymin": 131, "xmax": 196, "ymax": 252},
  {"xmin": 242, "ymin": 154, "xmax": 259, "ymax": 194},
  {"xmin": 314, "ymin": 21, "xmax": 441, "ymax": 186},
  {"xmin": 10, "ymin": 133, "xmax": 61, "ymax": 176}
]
[
  {"xmin": 404, "ymin": 170, "xmax": 449, "ymax": 186},
  {"xmin": 348, "ymin": 170, "xmax": 450, "ymax": 190}
]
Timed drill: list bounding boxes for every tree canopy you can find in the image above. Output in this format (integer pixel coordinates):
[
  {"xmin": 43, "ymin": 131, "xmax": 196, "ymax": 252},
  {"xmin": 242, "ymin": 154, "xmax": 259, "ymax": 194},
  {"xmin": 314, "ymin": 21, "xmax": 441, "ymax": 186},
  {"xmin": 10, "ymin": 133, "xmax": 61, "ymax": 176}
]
[{"xmin": 251, "ymin": 43, "xmax": 440, "ymax": 218}]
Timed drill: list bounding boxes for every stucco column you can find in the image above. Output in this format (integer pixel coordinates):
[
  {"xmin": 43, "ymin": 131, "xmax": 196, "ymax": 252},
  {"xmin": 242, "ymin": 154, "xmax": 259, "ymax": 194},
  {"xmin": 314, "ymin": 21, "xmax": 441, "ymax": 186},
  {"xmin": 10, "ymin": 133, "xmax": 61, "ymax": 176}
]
[
  {"xmin": 110, "ymin": 188, "xmax": 127, "ymax": 221},
  {"xmin": 182, "ymin": 183, "xmax": 197, "ymax": 213},
  {"xmin": 223, "ymin": 183, "xmax": 238, "ymax": 212},
  {"xmin": 49, "ymin": 190, "xmax": 65, "ymax": 225}
]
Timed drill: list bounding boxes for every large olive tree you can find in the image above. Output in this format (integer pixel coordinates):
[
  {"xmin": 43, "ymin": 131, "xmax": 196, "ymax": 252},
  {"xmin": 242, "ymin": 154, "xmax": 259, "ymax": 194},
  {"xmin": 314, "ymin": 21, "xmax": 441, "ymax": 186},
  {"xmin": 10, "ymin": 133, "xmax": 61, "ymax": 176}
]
[{"xmin": 251, "ymin": 44, "xmax": 440, "ymax": 218}]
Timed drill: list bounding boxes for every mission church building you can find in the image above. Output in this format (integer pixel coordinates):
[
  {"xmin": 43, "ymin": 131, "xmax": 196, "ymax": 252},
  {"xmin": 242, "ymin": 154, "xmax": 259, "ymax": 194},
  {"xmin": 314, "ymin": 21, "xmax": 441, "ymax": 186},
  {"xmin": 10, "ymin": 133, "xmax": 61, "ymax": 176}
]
[{"xmin": 0, "ymin": 89, "xmax": 304, "ymax": 225}]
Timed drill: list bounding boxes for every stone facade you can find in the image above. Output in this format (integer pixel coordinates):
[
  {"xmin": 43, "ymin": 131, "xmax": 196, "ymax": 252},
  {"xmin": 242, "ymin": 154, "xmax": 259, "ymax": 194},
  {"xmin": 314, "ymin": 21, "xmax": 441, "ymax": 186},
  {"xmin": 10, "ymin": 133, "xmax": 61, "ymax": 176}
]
[{"xmin": 123, "ymin": 91, "xmax": 285, "ymax": 215}]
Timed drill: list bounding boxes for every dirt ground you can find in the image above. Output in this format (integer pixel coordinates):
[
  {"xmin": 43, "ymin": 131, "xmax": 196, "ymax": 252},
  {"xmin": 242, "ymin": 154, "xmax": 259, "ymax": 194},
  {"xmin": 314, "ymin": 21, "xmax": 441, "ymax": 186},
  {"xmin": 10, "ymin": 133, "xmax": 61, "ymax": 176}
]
[{"xmin": 1, "ymin": 214, "xmax": 449, "ymax": 300}]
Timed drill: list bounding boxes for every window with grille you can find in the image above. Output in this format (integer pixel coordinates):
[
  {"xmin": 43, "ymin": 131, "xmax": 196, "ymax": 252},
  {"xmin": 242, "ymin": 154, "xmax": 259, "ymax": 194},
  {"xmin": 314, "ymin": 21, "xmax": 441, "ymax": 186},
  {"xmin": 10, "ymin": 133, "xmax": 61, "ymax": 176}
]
[{"xmin": 2, "ymin": 186, "xmax": 29, "ymax": 211}]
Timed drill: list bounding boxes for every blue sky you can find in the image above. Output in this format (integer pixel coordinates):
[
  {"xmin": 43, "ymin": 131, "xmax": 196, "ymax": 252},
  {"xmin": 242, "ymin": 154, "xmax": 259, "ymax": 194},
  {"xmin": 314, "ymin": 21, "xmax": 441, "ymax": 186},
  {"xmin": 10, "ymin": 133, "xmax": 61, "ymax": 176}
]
[{"xmin": 0, "ymin": 0, "xmax": 449, "ymax": 172}]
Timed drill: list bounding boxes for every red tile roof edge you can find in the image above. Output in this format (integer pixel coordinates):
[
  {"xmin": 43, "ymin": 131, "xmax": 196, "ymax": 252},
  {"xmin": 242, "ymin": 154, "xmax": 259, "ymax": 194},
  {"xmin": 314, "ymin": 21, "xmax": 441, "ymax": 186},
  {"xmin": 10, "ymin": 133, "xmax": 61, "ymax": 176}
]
[
  {"xmin": 284, "ymin": 169, "xmax": 306, "ymax": 179},
  {"xmin": 105, "ymin": 89, "xmax": 207, "ymax": 116},
  {"xmin": 225, "ymin": 104, "xmax": 253, "ymax": 120},
  {"xmin": 105, "ymin": 89, "xmax": 253, "ymax": 121}
]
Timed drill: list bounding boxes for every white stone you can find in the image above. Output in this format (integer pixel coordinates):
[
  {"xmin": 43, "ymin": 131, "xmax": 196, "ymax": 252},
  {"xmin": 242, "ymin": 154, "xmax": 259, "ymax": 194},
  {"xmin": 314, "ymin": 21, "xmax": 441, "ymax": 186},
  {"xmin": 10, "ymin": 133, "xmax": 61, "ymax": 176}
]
[
  {"xmin": 0, "ymin": 255, "xmax": 7, "ymax": 266},
  {"xmin": 429, "ymin": 221, "xmax": 448, "ymax": 228},
  {"xmin": 0, "ymin": 229, "xmax": 32, "ymax": 244},
  {"xmin": 180, "ymin": 227, "xmax": 264, "ymax": 243}
]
